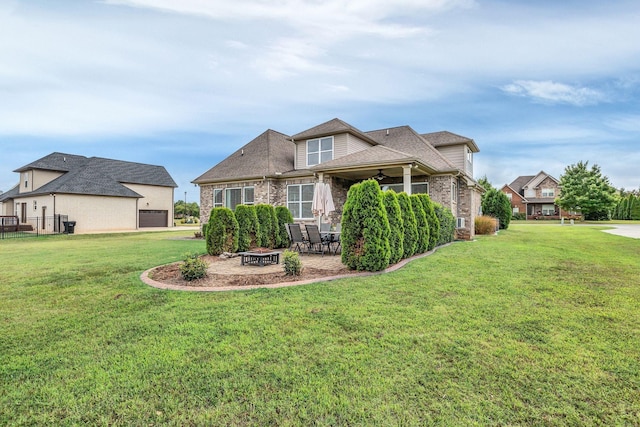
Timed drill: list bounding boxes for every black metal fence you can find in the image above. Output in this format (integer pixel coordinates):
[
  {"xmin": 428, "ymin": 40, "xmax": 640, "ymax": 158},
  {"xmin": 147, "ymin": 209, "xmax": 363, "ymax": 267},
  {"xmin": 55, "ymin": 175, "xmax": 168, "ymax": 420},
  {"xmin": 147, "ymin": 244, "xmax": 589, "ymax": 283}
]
[{"xmin": 0, "ymin": 215, "xmax": 69, "ymax": 240}]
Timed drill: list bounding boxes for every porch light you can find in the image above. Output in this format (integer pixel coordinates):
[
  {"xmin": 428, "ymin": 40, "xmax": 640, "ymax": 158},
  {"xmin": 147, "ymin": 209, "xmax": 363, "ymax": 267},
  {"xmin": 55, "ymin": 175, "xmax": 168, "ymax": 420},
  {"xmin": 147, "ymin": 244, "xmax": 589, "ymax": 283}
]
[{"xmin": 34, "ymin": 200, "xmax": 37, "ymax": 211}]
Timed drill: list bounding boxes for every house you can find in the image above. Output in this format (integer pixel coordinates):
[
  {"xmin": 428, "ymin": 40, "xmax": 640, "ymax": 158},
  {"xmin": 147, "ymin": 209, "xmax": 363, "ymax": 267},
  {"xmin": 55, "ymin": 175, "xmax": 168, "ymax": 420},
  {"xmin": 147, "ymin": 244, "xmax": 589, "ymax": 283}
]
[
  {"xmin": 193, "ymin": 118, "xmax": 483, "ymax": 240},
  {"xmin": 501, "ymin": 171, "xmax": 570, "ymax": 219},
  {"xmin": 0, "ymin": 152, "xmax": 177, "ymax": 233}
]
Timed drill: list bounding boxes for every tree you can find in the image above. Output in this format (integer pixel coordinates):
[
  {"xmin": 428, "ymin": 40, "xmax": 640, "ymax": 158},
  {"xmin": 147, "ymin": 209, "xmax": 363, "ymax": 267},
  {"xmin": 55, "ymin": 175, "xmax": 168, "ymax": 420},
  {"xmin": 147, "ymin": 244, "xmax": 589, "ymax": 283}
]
[
  {"xmin": 396, "ymin": 192, "xmax": 418, "ymax": 258},
  {"xmin": 341, "ymin": 180, "xmax": 391, "ymax": 272},
  {"xmin": 477, "ymin": 174, "xmax": 494, "ymax": 193},
  {"xmin": 206, "ymin": 207, "xmax": 238, "ymax": 255},
  {"xmin": 556, "ymin": 161, "xmax": 616, "ymax": 220},
  {"xmin": 255, "ymin": 204, "xmax": 278, "ymax": 248},
  {"xmin": 481, "ymin": 188, "xmax": 512, "ymax": 229},
  {"xmin": 275, "ymin": 206, "xmax": 294, "ymax": 248},
  {"xmin": 382, "ymin": 190, "xmax": 404, "ymax": 265},
  {"xmin": 410, "ymin": 194, "xmax": 429, "ymax": 253},
  {"xmin": 417, "ymin": 193, "xmax": 440, "ymax": 250},
  {"xmin": 234, "ymin": 205, "xmax": 260, "ymax": 252}
]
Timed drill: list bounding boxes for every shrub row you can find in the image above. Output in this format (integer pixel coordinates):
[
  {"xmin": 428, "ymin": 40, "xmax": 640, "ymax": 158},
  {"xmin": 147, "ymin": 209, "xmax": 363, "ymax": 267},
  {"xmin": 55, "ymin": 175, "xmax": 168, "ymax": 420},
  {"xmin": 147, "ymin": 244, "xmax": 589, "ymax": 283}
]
[
  {"xmin": 341, "ymin": 180, "xmax": 455, "ymax": 272},
  {"xmin": 205, "ymin": 204, "xmax": 293, "ymax": 256}
]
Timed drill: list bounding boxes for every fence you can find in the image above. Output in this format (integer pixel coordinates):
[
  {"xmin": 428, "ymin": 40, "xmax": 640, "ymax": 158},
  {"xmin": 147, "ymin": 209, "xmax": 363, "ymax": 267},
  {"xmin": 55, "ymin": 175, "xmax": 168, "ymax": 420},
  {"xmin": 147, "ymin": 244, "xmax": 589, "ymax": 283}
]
[{"xmin": 0, "ymin": 215, "xmax": 69, "ymax": 240}]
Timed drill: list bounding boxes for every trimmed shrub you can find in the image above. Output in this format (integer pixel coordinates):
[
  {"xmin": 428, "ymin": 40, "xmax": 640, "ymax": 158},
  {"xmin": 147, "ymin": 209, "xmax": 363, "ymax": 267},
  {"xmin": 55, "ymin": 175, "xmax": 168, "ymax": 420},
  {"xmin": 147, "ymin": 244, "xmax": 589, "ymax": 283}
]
[
  {"xmin": 179, "ymin": 252, "xmax": 209, "ymax": 281},
  {"xmin": 382, "ymin": 190, "xmax": 404, "ymax": 265},
  {"xmin": 255, "ymin": 204, "xmax": 278, "ymax": 248},
  {"xmin": 235, "ymin": 205, "xmax": 260, "ymax": 252},
  {"xmin": 482, "ymin": 188, "xmax": 512, "ymax": 229},
  {"xmin": 206, "ymin": 207, "xmax": 239, "ymax": 255},
  {"xmin": 397, "ymin": 192, "xmax": 418, "ymax": 258},
  {"xmin": 410, "ymin": 194, "xmax": 429, "ymax": 254},
  {"xmin": 341, "ymin": 180, "xmax": 391, "ymax": 272},
  {"xmin": 417, "ymin": 193, "xmax": 440, "ymax": 250},
  {"xmin": 201, "ymin": 222, "xmax": 209, "ymax": 238},
  {"xmin": 433, "ymin": 202, "xmax": 455, "ymax": 245},
  {"xmin": 282, "ymin": 250, "xmax": 303, "ymax": 276},
  {"xmin": 275, "ymin": 206, "xmax": 294, "ymax": 248},
  {"xmin": 512, "ymin": 212, "xmax": 526, "ymax": 220},
  {"xmin": 475, "ymin": 215, "xmax": 498, "ymax": 235}
]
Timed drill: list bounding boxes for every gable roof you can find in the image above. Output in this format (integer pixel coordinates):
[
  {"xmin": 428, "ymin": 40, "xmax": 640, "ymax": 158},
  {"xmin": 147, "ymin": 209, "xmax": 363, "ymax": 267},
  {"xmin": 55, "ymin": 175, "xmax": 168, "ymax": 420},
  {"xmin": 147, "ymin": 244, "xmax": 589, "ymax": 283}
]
[
  {"xmin": 12, "ymin": 152, "xmax": 176, "ymax": 198},
  {"xmin": 291, "ymin": 118, "xmax": 379, "ymax": 146},
  {"xmin": 523, "ymin": 171, "xmax": 559, "ymax": 189},
  {"xmin": 192, "ymin": 129, "xmax": 294, "ymax": 184},
  {"xmin": 366, "ymin": 126, "xmax": 459, "ymax": 173},
  {"xmin": 508, "ymin": 175, "xmax": 535, "ymax": 193},
  {"xmin": 421, "ymin": 131, "xmax": 480, "ymax": 153},
  {"xmin": 501, "ymin": 184, "xmax": 527, "ymax": 201}
]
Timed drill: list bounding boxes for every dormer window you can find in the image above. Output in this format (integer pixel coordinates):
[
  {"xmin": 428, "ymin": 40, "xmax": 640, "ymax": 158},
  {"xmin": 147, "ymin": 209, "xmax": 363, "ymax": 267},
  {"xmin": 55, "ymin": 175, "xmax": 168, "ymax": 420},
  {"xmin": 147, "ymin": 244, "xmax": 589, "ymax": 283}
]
[{"xmin": 307, "ymin": 137, "xmax": 333, "ymax": 166}]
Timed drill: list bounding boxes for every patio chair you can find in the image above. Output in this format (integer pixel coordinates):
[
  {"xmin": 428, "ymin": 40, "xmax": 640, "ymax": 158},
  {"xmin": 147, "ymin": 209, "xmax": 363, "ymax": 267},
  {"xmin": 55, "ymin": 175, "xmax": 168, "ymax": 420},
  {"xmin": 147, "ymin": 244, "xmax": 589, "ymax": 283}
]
[
  {"xmin": 304, "ymin": 224, "xmax": 332, "ymax": 256},
  {"xmin": 286, "ymin": 223, "xmax": 307, "ymax": 253}
]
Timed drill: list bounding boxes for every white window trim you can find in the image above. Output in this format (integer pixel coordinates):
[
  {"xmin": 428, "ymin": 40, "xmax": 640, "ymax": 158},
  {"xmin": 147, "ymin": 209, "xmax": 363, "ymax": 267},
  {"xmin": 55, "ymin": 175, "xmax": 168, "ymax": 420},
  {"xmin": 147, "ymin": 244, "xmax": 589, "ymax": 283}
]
[
  {"xmin": 243, "ymin": 186, "xmax": 255, "ymax": 205},
  {"xmin": 306, "ymin": 136, "xmax": 334, "ymax": 167},
  {"xmin": 287, "ymin": 183, "xmax": 315, "ymax": 219},
  {"xmin": 224, "ymin": 187, "xmax": 243, "ymax": 210},
  {"xmin": 541, "ymin": 188, "xmax": 555, "ymax": 197},
  {"xmin": 382, "ymin": 182, "xmax": 429, "ymax": 194},
  {"xmin": 452, "ymin": 182, "xmax": 458, "ymax": 202},
  {"xmin": 213, "ymin": 189, "xmax": 223, "ymax": 208}
]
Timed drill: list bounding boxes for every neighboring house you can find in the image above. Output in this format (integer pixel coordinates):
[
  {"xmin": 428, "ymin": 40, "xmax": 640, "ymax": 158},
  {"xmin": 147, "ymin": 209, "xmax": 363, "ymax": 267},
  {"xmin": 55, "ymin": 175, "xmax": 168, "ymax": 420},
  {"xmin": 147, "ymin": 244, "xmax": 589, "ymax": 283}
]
[
  {"xmin": 193, "ymin": 118, "xmax": 484, "ymax": 240},
  {"xmin": 501, "ymin": 171, "xmax": 571, "ymax": 219},
  {"xmin": 0, "ymin": 152, "xmax": 177, "ymax": 233}
]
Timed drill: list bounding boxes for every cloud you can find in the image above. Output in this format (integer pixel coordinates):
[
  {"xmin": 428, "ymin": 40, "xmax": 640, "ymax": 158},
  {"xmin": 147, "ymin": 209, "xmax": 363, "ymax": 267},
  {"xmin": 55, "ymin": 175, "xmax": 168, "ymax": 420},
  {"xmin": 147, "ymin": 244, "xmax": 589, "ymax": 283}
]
[
  {"xmin": 606, "ymin": 115, "xmax": 640, "ymax": 132},
  {"xmin": 501, "ymin": 80, "xmax": 606, "ymax": 106}
]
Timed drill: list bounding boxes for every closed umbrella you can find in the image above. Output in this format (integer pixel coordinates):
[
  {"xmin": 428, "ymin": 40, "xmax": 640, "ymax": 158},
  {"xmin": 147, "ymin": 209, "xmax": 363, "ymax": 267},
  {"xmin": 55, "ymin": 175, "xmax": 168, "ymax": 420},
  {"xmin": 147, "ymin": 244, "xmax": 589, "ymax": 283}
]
[{"xmin": 312, "ymin": 182, "xmax": 335, "ymax": 224}]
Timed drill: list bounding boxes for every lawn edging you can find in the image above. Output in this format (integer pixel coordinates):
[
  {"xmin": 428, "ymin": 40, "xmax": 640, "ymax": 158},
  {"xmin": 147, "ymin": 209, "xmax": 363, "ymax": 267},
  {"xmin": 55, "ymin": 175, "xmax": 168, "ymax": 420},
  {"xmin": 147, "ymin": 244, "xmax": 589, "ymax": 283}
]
[{"xmin": 140, "ymin": 242, "xmax": 454, "ymax": 292}]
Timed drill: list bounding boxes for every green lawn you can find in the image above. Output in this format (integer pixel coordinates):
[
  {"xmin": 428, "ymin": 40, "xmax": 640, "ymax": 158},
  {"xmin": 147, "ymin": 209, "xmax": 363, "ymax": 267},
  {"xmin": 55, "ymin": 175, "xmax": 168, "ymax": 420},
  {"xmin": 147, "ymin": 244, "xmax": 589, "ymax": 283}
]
[{"xmin": 1, "ymin": 226, "xmax": 639, "ymax": 425}]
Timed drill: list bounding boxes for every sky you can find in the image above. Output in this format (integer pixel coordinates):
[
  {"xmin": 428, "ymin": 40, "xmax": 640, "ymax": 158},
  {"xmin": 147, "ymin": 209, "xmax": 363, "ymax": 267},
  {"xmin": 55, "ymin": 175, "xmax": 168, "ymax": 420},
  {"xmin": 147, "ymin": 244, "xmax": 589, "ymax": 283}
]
[{"xmin": 2, "ymin": 0, "xmax": 640, "ymax": 203}]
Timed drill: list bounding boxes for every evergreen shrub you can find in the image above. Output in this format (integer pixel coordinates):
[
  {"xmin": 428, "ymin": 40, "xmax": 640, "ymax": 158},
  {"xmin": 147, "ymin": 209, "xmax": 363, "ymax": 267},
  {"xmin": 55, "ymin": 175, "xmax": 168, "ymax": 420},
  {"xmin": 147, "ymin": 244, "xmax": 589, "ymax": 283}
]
[
  {"xmin": 482, "ymin": 188, "xmax": 512, "ymax": 229},
  {"xmin": 433, "ymin": 202, "xmax": 455, "ymax": 245},
  {"xmin": 410, "ymin": 194, "xmax": 429, "ymax": 253},
  {"xmin": 235, "ymin": 205, "xmax": 260, "ymax": 252},
  {"xmin": 255, "ymin": 204, "xmax": 278, "ymax": 248},
  {"xmin": 417, "ymin": 193, "xmax": 440, "ymax": 250},
  {"xmin": 397, "ymin": 192, "xmax": 418, "ymax": 258},
  {"xmin": 382, "ymin": 190, "xmax": 404, "ymax": 265},
  {"xmin": 282, "ymin": 250, "xmax": 303, "ymax": 276},
  {"xmin": 179, "ymin": 252, "xmax": 209, "ymax": 281},
  {"xmin": 275, "ymin": 206, "xmax": 294, "ymax": 248},
  {"xmin": 206, "ymin": 207, "xmax": 239, "ymax": 255},
  {"xmin": 341, "ymin": 180, "xmax": 391, "ymax": 271}
]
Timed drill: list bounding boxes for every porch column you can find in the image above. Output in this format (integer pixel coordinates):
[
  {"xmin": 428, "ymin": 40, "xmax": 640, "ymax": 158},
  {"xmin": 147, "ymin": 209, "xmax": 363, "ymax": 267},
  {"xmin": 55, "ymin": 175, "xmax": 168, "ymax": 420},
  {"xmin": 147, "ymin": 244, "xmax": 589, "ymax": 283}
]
[{"xmin": 402, "ymin": 164, "xmax": 412, "ymax": 194}]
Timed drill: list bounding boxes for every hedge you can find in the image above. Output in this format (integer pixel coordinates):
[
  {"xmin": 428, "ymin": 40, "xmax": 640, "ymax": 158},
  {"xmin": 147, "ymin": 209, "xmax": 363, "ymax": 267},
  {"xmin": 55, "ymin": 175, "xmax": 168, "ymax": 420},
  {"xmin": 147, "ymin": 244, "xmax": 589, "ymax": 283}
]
[
  {"xmin": 396, "ymin": 192, "xmax": 418, "ymax": 258},
  {"xmin": 410, "ymin": 194, "xmax": 429, "ymax": 254},
  {"xmin": 382, "ymin": 190, "xmax": 404, "ymax": 265},
  {"xmin": 206, "ymin": 207, "xmax": 239, "ymax": 255},
  {"xmin": 234, "ymin": 205, "xmax": 260, "ymax": 252}
]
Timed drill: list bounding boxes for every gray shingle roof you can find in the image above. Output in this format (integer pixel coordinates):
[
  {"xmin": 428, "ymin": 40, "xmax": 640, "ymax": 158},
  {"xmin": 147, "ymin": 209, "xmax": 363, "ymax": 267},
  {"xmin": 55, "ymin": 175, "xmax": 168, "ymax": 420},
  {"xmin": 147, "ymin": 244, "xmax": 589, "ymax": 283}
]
[
  {"xmin": 0, "ymin": 184, "xmax": 19, "ymax": 202},
  {"xmin": 310, "ymin": 145, "xmax": 416, "ymax": 171},
  {"xmin": 421, "ymin": 131, "xmax": 480, "ymax": 153},
  {"xmin": 509, "ymin": 175, "xmax": 535, "ymax": 194},
  {"xmin": 11, "ymin": 152, "xmax": 176, "ymax": 198},
  {"xmin": 366, "ymin": 126, "xmax": 459, "ymax": 172},
  {"xmin": 192, "ymin": 130, "xmax": 294, "ymax": 184},
  {"xmin": 291, "ymin": 118, "xmax": 379, "ymax": 145}
]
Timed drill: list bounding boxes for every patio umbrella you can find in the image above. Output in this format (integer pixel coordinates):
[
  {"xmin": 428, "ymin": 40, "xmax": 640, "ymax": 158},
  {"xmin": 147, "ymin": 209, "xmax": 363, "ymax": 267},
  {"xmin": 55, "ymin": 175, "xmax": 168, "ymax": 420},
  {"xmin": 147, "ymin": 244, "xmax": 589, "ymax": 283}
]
[{"xmin": 312, "ymin": 182, "xmax": 335, "ymax": 224}]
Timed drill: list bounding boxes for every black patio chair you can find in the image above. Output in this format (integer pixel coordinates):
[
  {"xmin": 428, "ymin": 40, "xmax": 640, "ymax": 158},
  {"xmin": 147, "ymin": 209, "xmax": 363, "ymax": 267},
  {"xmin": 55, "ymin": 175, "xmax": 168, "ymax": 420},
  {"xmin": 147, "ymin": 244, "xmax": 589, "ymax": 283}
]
[
  {"xmin": 286, "ymin": 223, "xmax": 307, "ymax": 253},
  {"xmin": 304, "ymin": 224, "xmax": 332, "ymax": 256}
]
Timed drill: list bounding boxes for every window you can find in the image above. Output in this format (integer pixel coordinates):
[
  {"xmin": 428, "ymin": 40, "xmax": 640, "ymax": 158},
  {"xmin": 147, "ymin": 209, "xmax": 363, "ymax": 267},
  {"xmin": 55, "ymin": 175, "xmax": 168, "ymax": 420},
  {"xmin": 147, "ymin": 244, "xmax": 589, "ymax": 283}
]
[
  {"xmin": 243, "ymin": 186, "xmax": 254, "ymax": 205},
  {"xmin": 288, "ymin": 184, "xmax": 314, "ymax": 219},
  {"xmin": 506, "ymin": 192, "xmax": 512, "ymax": 200},
  {"xmin": 525, "ymin": 189, "xmax": 536, "ymax": 198},
  {"xmin": 542, "ymin": 204, "xmax": 555, "ymax": 215},
  {"xmin": 382, "ymin": 182, "xmax": 428, "ymax": 194},
  {"xmin": 457, "ymin": 217, "xmax": 465, "ymax": 228},
  {"xmin": 513, "ymin": 207, "xmax": 519, "ymax": 214},
  {"xmin": 467, "ymin": 147, "xmax": 473, "ymax": 163},
  {"xmin": 542, "ymin": 188, "xmax": 555, "ymax": 197},
  {"xmin": 23, "ymin": 173, "xmax": 28, "ymax": 188},
  {"xmin": 451, "ymin": 182, "xmax": 458, "ymax": 202},
  {"xmin": 213, "ymin": 189, "xmax": 223, "ymax": 208},
  {"xmin": 307, "ymin": 137, "xmax": 333, "ymax": 166},
  {"xmin": 225, "ymin": 188, "xmax": 242, "ymax": 210}
]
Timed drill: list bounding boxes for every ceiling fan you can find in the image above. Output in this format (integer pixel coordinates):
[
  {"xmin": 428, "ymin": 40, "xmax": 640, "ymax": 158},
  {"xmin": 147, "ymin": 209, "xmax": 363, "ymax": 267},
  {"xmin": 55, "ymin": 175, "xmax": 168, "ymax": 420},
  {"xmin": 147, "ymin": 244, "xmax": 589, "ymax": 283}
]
[{"xmin": 373, "ymin": 169, "xmax": 389, "ymax": 181}]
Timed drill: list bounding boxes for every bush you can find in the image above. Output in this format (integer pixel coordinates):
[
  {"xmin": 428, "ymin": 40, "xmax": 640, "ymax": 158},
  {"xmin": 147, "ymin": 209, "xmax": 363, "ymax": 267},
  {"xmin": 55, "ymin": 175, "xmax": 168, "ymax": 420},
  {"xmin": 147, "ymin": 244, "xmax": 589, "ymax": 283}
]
[
  {"xmin": 512, "ymin": 212, "xmax": 526, "ymax": 220},
  {"xmin": 382, "ymin": 190, "xmax": 404, "ymax": 265},
  {"xmin": 179, "ymin": 252, "xmax": 209, "ymax": 281},
  {"xmin": 282, "ymin": 250, "xmax": 303, "ymax": 276},
  {"xmin": 206, "ymin": 207, "xmax": 239, "ymax": 255},
  {"xmin": 201, "ymin": 222, "xmax": 209, "ymax": 237},
  {"xmin": 482, "ymin": 188, "xmax": 512, "ymax": 229},
  {"xmin": 433, "ymin": 203, "xmax": 455, "ymax": 245},
  {"xmin": 417, "ymin": 193, "xmax": 440, "ymax": 251},
  {"xmin": 475, "ymin": 215, "xmax": 498, "ymax": 235},
  {"xmin": 235, "ymin": 205, "xmax": 260, "ymax": 252},
  {"xmin": 410, "ymin": 194, "xmax": 429, "ymax": 254},
  {"xmin": 255, "ymin": 204, "xmax": 278, "ymax": 248},
  {"xmin": 397, "ymin": 192, "xmax": 418, "ymax": 258},
  {"xmin": 341, "ymin": 180, "xmax": 391, "ymax": 272},
  {"xmin": 275, "ymin": 206, "xmax": 294, "ymax": 248}
]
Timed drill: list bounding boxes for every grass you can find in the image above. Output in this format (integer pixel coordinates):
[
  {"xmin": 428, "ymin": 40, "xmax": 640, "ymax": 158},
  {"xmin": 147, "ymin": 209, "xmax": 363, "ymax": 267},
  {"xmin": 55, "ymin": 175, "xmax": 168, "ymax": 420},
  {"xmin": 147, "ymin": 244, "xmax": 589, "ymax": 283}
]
[{"xmin": 1, "ymin": 226, "xmax": 639, "ymax": 425}]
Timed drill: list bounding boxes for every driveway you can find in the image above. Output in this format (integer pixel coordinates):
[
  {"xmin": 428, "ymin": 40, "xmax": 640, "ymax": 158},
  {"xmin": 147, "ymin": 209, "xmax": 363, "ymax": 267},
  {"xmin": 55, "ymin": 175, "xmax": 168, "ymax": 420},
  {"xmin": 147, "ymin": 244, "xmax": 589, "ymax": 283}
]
[{"xmin": 601, "ymin": 224, "xmax": 640, "ymax": 239}]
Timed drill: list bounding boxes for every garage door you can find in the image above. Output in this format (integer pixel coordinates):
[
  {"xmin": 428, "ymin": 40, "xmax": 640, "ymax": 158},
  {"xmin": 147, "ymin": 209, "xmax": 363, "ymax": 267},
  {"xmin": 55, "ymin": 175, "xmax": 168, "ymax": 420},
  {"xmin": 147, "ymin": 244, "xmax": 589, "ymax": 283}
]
[{"xmin": 139, "ymin": 210, "xmax": 168, "ymax": 227}]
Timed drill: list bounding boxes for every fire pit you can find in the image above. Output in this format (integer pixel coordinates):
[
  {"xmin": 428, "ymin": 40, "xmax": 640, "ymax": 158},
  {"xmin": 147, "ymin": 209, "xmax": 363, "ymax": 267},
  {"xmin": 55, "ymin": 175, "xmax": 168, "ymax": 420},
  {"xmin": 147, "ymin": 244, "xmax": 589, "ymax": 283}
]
[{"xmin": 239, "ymin": 249, "xmax": 280, "ymax": 267}]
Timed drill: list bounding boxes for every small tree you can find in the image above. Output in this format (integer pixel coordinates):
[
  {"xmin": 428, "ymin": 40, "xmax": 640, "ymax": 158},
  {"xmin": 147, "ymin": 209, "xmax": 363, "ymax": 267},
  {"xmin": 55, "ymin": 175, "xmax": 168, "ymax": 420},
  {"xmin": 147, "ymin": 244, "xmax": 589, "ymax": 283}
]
[
  {"xmin": 275, "ymin": 206, "xmax": 294, "ymax": 248},
  {"xmin": 382, "ymin": 190, "xmax": 404, "ymax": 265},
  {"xmin": 410, "ymin": 194, "xmax": 429, "ymax": 254},
  {"xmin": 235, "ymin": 205, "xmax": 260, "ymax": 252},
  {"xmin": 557, "ymin": 161, "xmax": 616, "ymax": 220},
  {"xmin": 433, "ymin": 202, "xmax": 455, "ymax": 245},
  {"xmin": 341, "ymin": 180, "xmax": 391, "ymax": 271},
  {"xmin": 417, "ymin": 193, "xmax": 440, "ymax": 250},
  {"xmin": 397, "ymin": 192, "xmax": 418, "ymax": 258},
  {"xmin": 255, "ymin": 204, "xmax": 278, "ymax": 248},
  {"xmin": 206, "ymin": 207, "xmax": 239, "ymax": 255},
  {"xmin": 481, "ymin": 187, "xmax": 512, "ymax": 229}
]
